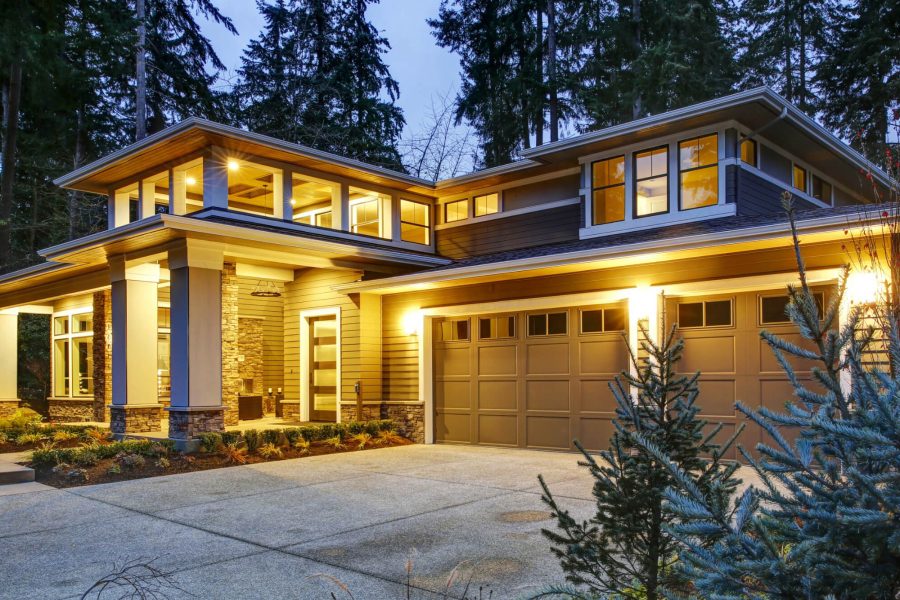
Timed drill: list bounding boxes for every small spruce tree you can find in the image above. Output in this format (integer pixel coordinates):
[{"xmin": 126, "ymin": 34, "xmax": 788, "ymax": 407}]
[
  {"xmin": 537, "ymin": 324, "xmax": 741, "ymax": 599},
  {"xmin": 647, "ymin": 195, "xmax": 900, "ymax": 598}
]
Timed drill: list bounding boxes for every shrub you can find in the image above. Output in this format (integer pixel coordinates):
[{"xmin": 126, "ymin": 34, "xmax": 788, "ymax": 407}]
[
  {"xmin": 222, "ymin": 442, "xmax": 248, "ymax": 465},
  {"xmin": 116, "ymin": 452, "xmax": 146, "ymax": 470},
  {"xmin": 32, "ymin": 447, "xmax": 63, "ymax": 468},
  {"xmin": 242, "ymin": 429, "xmax": 261, "ymax": 453},
  {"xmin": 0, "ymin": 408, "xmax": 43, "ymax": 432},
  {"xmin": 107, "ymin": 464, "xmax": 122, "ymax": 475},
  {"xmin": 257, "ymin": 443, "xmax": 283, "ymax": 459},
  {"xmin": 198, "ymin": 432, "xmax": 223, "ymax": 453},
  {"xmin": 351, "ymin": 432, "xmax": 372, "ymax": 449},
  {"xmin": 156, "ymin": 457, "xmax": 170, "ymax": 469},
  {"xmin": 376, "ymin": 428, "xmax": 404, "ymax": 446},
  {"xmin": 73, "ymin": 448, "xmax": 100, "ymax": 467},
  {"xmin": 84, "ymin": 428, "xmax": 113, "ymax": 444},
  {"xmin": 293, "ymin": 439, "xmax": 310, "ymax": 455},
  {"xmin": 221, "ymin": 431, "xmax": 242, "ymax": 446},
  {"xmin": 52, "ymin": 430, "xmax": 79, "ymax": 443},
  {"xmin": 325, "ymin": 435, "xmax": 344, "ymax": 450},
  {"xmin": 15, "ymin": 432, "xmax": 45, "ymax": 445},
  {"xmin": 0, "ymin": 432, "xmax": 6, "ymax": 444}
]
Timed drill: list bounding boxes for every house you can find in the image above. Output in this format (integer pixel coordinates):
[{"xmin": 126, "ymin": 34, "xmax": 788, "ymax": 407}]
[{"xmin": 0, "ymin": 87, "xmax": 892, "ymax": 454}]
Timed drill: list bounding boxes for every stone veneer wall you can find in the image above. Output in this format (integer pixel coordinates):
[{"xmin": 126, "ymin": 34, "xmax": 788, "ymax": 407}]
[
  {"xmin": 238, "ymin": 317, "xmax": 264, "ymax": 394},
  {"xmin": 92, "ymin": 290, "xmax": 112, "ymax": 422},
  {"xmin": 110, "ymin": 405, "xmax": 161, "ymax": 434},
  {"xmin": 0, "ymin": 400, "xmax": 19, "ymax": 418},
  {"xmin": 48, "ymin": 399, "xmax": 94, "ymax": 422},
  {"xmin": 339, "ymin": 402, "xmax": 425, "ymax": 443},
  {"xmin": 168, "ymin": 408, "xmax": 225, "ymax": 440},
  {"xmin": 222, "ymin": 263, "xmax": 240, "ymax": 426}
]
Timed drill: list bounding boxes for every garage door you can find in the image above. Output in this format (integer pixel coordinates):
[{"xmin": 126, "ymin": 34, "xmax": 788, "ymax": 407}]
[
  {"xmin": 668, "ymin": 288, "xmax": 828, "ymax": 458},
  {"xmin": 433, "ymin": 304, "xmax": 629, "ymax": 450}
]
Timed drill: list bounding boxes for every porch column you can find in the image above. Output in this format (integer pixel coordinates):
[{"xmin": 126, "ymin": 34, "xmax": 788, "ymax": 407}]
[
  {"xmin": 0, "ymin": 311, "xmax": 20, "ymax": 418},
  {"xmin": 166, "ymin": 240, "xmax": 226, "ymax": 440},
  {"xmin": 109, "ymin": 258, "xmax": 162, "ymax": 434}
]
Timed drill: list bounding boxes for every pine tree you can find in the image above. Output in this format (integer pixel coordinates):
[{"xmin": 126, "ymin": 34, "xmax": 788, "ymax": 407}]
[
  {"xmin": 652, "ymin": 194, "xmax": 900, "ymax": 598},
  {"xmin": 538, "ymin": 325, "xmax": 741, "ymax": 599}
]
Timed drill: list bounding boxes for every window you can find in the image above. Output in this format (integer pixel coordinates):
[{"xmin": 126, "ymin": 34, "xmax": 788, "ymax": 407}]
[
  {"xmin": 439, "ymin": 318, "xmax": 470, "ymax": 342},
  {"xmin": 793, "ymin": 164, "xmax": 808, "ymax": 193},
  {"xmin": 478, "ymin": 315, "xmax": 517, "ymax": 340},
  {"xmin": 634, "ymin": 146, "xmax": 668, "ymax": 217},
  {"xmin": 226, "ymin": 158, "xmax": 278, "ymax": 217},
  {"xmin": 760, "ymin": 293, "xmax": 824, "ymax": 325},
  {"xmin": 291, "ymin": 174, "xmax": 338, "ymax": 227},
  {"xmin": 679, "ymin": 134, "xmax": 718, "ymax": 210},
  {"xmin": 592, "ymin": 156, "xmax": 626, "ymax": 224},
  {"xmin": 811, "ymin": 175, "xmax": 832, "ymax": 204},
  {"xmin": 474, "ymin": 192, "xmax": 500, "ymax": 217},
  {"xmin": 52, "ymin": 311, "xmax": 94, "ymax": 398},
  {"xmin": 677, "ymin": 299, "xmax": 732, "ymax": 328},
  {"xmin": 580, "ymin": 306, "xmax": 626, "ymax": 334},
  {"xmin": 316, "ymin": 211, "xmax": 332, "ymax": 228},
  {"xmin": 740, "ymin": 138, "xmax": 757, "ymax": 167},
  {"xmin": 445, "ymin": 199, "xmax": 469, "ymax": 223},
  {"xmin": 350, "ymin": 199, "xmax": 380, "ymax": 236},
  {"xmin": 400, "ymin": 199, "xmax": 430, "ymax": 245},
  {"xmin": 528, "ymin": 311, "xmax": 568, "ymax": 336},
  {"xmin": 158, "ymin": 305, "xmax": 171, "ymax": 400}
]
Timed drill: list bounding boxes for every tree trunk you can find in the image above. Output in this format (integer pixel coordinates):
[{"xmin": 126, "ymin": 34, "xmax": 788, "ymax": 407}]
[
  {"xmin": 535, "ymin": 5, "xmax": 544, "ymax": 147},
  {"xmin": 135, "ymin": 0, "xmax": 147, "ymax": 141},
  {"xmin": 0, "ymin": 60, "xmax": 23, "ymax": 269},
  {"xmin": 631, "ymin": 0, "xmax": 643, "ymax": 119},
  {"xmin": 547, "ymin": 0, "xmax": 558, "ymax": 142},
  {"xmin": 798, "ymin": 0, "xmax": 806, "ymax": 109},
  {"xmin": 783, "ymin": 0, "xmax": 793, "ymax": 102},
  {"xmin": 68, "ymin": 108, "xmax": 85, "ymax": 240}
]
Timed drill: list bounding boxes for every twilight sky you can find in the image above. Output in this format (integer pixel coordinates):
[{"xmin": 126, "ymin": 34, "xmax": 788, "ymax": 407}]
[{"xmin": 201, "ymin": 0, "xmax": 465, "ymax": 145}]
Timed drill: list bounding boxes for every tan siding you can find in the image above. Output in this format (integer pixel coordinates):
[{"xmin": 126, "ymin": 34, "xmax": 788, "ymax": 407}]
[
  {"xmin": 237, "ymin": 278, "xmax": 284, "ymax": 394},
  {"xmin": 53, "ymin": 294, "xmax": 94, "ymax": 313}
]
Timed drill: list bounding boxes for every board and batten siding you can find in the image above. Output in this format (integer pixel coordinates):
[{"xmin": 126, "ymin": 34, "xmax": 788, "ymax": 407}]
[
  {"xmin": 237, "ymin": 278, "xmax": 284, "ymax": 394},
  {"xmin": 283, "ymin": 268, "xmax": 383, "ymax": 408},
  {"xmin": 381, "ymin": 239, "xmax": 850, "ymax": 404}
]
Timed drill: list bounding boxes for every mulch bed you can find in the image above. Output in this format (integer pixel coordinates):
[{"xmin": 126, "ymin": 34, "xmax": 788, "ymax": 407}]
[{"xmin": 30, "ymin": 437, "xmax": 414, "ymax": 488}]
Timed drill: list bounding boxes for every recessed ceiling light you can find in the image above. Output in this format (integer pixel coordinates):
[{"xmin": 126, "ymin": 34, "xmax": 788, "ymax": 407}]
[
  {"xmin": 290, "ymin": 198, "xmax": 296, "ymax": 205},
  {"xmin": 185, "ymin": 176, "xmax": 196, "ymax": 186}
]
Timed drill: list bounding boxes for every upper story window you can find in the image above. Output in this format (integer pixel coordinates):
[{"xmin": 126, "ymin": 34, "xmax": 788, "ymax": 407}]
[
  {"xmin": 349, "ymin": 187, "xmax": 390, "ymax": 239},
  {"xmin": 291, "ymin": 174, "xmax": 337, "ymax": 228},
  {"xmin": 227, "ymin": 159, "xmax": 278, "ymax": 217},
  {"xmin": 591, "ymin": 155, "xmax": 625, "ymax": 225},
  {"xmin": 474, "ymin": 192, "xmax": 499, "ymax": 217},
  {"xmin": 792, "ymin": 164, "xmax": 808, "ymax": 193},
  {"xmin": 740, "ymin": 138, "xmax": 757, "ymax": 167},
  {"xmin": 679, "ymin": 134, "xmax": 718, "ymax": 210},
  {"xmin": 634, "ymin": 146, "xmax": 668, "ymax": 217},
  {"xmin": 445, "ymin": 198, "xmax": 469, "ymax": 223},
  {"xmin": 811, "ymin": 174, "xmax": 832, "ymax": 204},
  {"xmin": 400, "ymin": 199, "xmax": 430, "ymax": 245}
]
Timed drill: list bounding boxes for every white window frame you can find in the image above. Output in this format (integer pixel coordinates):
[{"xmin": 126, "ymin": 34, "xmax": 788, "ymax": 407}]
[
  {"xmin": 51, "ymin": 307, "xmax": 94, "ymax": 399},
  {"xmin": 349, "ymin": 196, "xmax": 385, "ymax": 238}
]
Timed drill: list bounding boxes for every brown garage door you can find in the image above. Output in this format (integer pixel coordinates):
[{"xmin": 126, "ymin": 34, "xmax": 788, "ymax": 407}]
[
  {"xmin": 433, "ymin": 304, "xmax": 629, "ymax": 450},
  {"xmin": 668, "ymin": 288, "xmax": 828, "ymax": 459}
]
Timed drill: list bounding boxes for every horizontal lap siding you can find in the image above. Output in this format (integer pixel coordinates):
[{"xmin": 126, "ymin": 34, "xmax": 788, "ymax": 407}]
[
  {"xmin": 736, "ymin": 168, "xmax": 817, "ymax": 216},
  {"xmin": 435, "ymin": 204, "xmax": 581, "ymax": 259},
  {"xmin": 382, "ymin": 240, "xmax": 849, "ymax": 404},
  {"xmin": 237, "ymin": 278, "xmax": 284, "ymax": 394},
  {"xmin": 283, "ymin": 269, "xmax": 363, "ymax": 406}
]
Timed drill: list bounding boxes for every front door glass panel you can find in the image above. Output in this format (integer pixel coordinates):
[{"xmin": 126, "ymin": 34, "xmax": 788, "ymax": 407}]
[{"xmin": 310, "ymin": 316, "xmax": 337, "ymax": 420}]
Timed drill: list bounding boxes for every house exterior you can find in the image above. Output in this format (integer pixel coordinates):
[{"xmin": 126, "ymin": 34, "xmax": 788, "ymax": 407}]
[{"xmin": 0, "ymin": 87, "xmax": 892, "ymax": 453}]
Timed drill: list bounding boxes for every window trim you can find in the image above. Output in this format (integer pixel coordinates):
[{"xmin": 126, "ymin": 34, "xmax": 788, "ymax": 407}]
[
  {"xmin": 477, "ymin": 314, "xmax": 518, "ymax": 340},
  {"xmin": 439, "ymin": 317, "xmax": 470, "ymax": 342},
  {"xmin": 527, "ymin": 310, "xmax": 569, "ymax": 337},
  {"xmin": 633, "ymin": 144, "xmax": 670, "ymax": 219},
  {"xmin": 591, "ymin": 155, "xmax": 626, "ymax": 225},
  {"xmin": 51, "ymin": 308, "xmax": 94, "ymax": 399},
  {"xmin": 676, "ymin": 298, "xmax": 734, "ymax": 330},
  {"xmin": 444, "ymin": 198, "xmax": 469, "ymax": 223},
  {"xmin": 759, "ymin": 291, "xmax": 825, "ymax": 325},
  {"xmin": 578, "ymin": 306, "xmax": 627, "ymax": 335},
  {"xmin": 678, "ymin": 134, "xmax": 719, "ymax": 212},
  {"xmin": 399, "ymin": 198, "xmax": 431, "ymax": 245},
  {"xmin": 349, "ymin": 197, "xmax": 382, "ymax": 238}
]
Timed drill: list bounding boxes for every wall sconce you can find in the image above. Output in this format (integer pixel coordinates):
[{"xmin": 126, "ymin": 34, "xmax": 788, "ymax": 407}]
[
  {"xmin": 845, "ymin": 269, "xmax": 884, "ymax": 306},
  {"xmin": 227, "ymin": 159, "xmax": 240, "ymax": 171},
  {"xmin": 402, "ymin": 310, "xmax": 422, "ymax": 336},
  {"xmin": 628, "ymin": 286, "xmax": 657, "ymax": 321}
]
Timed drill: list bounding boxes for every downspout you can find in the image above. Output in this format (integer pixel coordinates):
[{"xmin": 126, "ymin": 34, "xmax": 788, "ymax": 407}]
[{"xmin": 735, "ymin": 105, "xmax": 789, "ymax": 210}]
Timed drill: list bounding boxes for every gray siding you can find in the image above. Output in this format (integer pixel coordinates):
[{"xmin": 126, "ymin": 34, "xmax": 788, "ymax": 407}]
[
  {"xmin": 760, "ymin": 144, "xmax": 791, "ymax": 184},
  {"xmin": 735, "ymin": 167, "xmax": 816, "ymax": 216},
  {"xmin": 435, "ymin": 203, "xmax": 581, "ymax": 259},
  {"xmin": 502, "ymin": 174, "xmax": 580, "ymax": 211}
]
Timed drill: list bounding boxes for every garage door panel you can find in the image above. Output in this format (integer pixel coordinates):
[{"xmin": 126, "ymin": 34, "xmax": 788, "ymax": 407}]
[
  {"xmin": 527, "ymin": 343, "xmax": 570, "ymax": 375},
  {"xmin": 702, "ymin": 422, "xmax": 739, "ymax": 460},
  {"xmin": 437, "ymin": 346, "xmax": 470, "ymax": 377},
  {"xmin": 526, "ymin": 380, "xmax": 570, "ymax": 412},
  {"xmin": 695, "ymin": 380, "xmax": 736, "ymax": 417},
  {"xmin": 436, "ymin": 412, "xmax": 470, "ymax": 443},
  {"xmin": 478, "ymin": 345, "xmax": 518, "ymax": 376},
  {"xmin": 576, "ymin": 417, "xmax": 616, "ymax": 451},
  {"xmin": 478, "ymin": 414, "xmax": 518, "ymax": 446},
  {"xmin": 681, "ymin": 336, "xmax": 736, "ymax": 374},
  {"xmin": 436, "ymin": 381, "xmax": 470, "ymax": 410},
  {"xmin": 479, "ymin": 380, "xmax": 518, "ymax": 410},
  {"xmin": 759, "ymin": 333, "xmax": 818, "ymax": 373},
  {"xmin": 580, "ymin": 379, "xmax": 619, "ymax": 413},
  {"xmin": 579, "ymin": 339, "xmax": 628, "ymax": 375},
  {"xmin": 759, "ymin": 379, "xmax": 796, "ymax": 412},
  {"xmin": 526, "ymin": 416, "xmax": 570, "ymax": 449}
]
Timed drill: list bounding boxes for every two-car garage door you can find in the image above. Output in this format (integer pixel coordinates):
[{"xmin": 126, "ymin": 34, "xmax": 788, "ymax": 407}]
[{"xmin": 433, "ymin": 288, "xmax": 826, "ymax": 454}]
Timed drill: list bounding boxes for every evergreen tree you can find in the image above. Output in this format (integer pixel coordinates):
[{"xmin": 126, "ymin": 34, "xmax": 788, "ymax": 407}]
[
  {"xmin": 817, "ymin": 0, "xmax": 899, "ymax": 167},
  {"xmin": 651, "ymin": 194, "xmax": 900, "ymax": 598},
  {"xmin": 538, "ymin": 325, "xmax": 741, "ymax": 599}
]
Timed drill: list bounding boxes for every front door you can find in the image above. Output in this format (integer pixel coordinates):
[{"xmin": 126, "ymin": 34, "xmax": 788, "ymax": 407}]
[{"xmin": 308, "ymin": 315, "xmax": 337, "ymax": 421}]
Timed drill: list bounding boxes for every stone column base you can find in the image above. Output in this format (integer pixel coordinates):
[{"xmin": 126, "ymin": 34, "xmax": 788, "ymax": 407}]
[
  {"xmin": 281, "ymin": 402, "xmax": 300, "ymax": 421},
  {"xmin": 48, "ymin": 398, "xmax": 94, "ymax": 422},
  {"xmin": 340, "ymin": 403, "xmax": 382, "ymax": 423},
  {"xmin": 0, "ymin": 398, "xmax": 20, "ymax": 419},
  {"xmin": 167, "ymin": 407, "xmax": 225, "ymax": 440},
  {"xmin": 110, "ymin": 405, "xmax": 163, "ymax": 434}
]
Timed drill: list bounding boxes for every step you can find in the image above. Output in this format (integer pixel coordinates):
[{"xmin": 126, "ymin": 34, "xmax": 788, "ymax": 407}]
[{"xmin": 0, "ymin": 462, "xmax": 35, "ymax": 484}]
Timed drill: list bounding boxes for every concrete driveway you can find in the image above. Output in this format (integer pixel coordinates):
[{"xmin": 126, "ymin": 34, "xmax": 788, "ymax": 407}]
[{"xmin": 0, "ymin": 444, "xmax": 598, "ymax": 599}]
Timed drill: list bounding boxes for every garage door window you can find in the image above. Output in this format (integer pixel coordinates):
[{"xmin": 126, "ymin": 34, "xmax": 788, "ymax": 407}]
[
  {"xmin": 528, "ymin": 311, "xmax": 568, "ymax": 337},
  {"xmin": 760, "ymin": 293, "xmax": 824, "ymax": 325},
  {"xmin": 677, "ymin": 299, "xmax": 732, "ymax": 328},
  {"xmin": 580, "ymin": 307, "xmax": 627, "ymax": 334},
  {"xmin": 479, "ymin": 315, "xmax": 517, "ymax": 340},
  {"xmin": 439, "ymin": 318, "xmax": 470, "ymax": 342}
]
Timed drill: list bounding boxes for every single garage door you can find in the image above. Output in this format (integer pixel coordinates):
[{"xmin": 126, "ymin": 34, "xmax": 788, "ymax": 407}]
[
  {"xmin": 433, "ymin": 304, "xmax": 629, "ymax": 450},
  {"xmin": 668, "ymin": 288, "xmax": 828, "ymax": 458}
]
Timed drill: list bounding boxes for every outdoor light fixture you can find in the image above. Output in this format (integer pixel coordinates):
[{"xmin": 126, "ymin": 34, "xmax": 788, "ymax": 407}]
[
  {"xmin": 402, "ymin": 310, "xmax": 422, "ymax": 336},
  {"xmin": 628, "ymin": 286, "xmax": 657, "ymax": 321},
  {"xmin": 845, "ymin": 269, "xmax": 883, "ymax": 306},
  {"xmin": 185, "ymin": 176, "xmax": 196, "ymax": 186},
  {"xmin": 290, "ymin": 198, "xmax": 297, "ymax": 205},
  {"xmin": 250, "ymin": 280, "xmax": 282, "ymax": 298},
  {"xmin": 228, "ymin": 159, "xmax": 240, "ymax": 171}
]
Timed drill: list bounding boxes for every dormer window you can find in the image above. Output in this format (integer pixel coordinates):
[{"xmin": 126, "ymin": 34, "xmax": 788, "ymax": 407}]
[
  {"xmin": 634, "ymin": 146, "xmax": 668, "ymax": 217},
  {"xmin": 679, "ymin": 134, "xmax": 718, "ymax": 210},
  {"xmin": 792, "ymin": 164, "xmax": 808, "ymax": 193},
  {"xmin": 740, "ymin": 138, "xmax": 757, "ymax": 167},
  {"xmin": 445, "ymin": 198, "xmax": 469, "ymax": 223},
  {"xmin": 591, "ymin": 155, "xmax": 625, "ymax": 225},
  {"xmin": 474, "ymin": 192, "xmax": 499, "ymax": 217}
]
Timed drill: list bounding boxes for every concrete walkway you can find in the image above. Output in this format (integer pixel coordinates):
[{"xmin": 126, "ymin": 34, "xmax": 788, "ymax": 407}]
[{"xmin": 0, "ymin": 444, "xmax": 602, "ymax": 599}]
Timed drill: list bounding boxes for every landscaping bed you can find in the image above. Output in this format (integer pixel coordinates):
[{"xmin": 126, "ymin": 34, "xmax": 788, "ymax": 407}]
[
  {"xmin": 22, "ymin": 420, "xmax": 410, "ymax": 488},
  {"xmin": 0, "ymin": 408, "xmax": 100, "ymax": 452}
]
